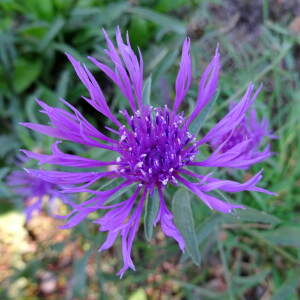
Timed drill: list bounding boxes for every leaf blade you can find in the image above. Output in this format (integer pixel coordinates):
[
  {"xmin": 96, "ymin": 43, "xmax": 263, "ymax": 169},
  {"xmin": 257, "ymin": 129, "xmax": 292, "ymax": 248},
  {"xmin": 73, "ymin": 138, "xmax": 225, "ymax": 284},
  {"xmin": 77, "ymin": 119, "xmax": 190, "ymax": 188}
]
[
  {"xmin": 173, "ymin": 189, "xmax": 201, "ymax": 265},
  {"xmin": 144, "ymin": 188, "xmax": 160, "ymax": 241},
  {"xmin": 142, "ymin": 76, "xmax": 152, "ymax": 106}
]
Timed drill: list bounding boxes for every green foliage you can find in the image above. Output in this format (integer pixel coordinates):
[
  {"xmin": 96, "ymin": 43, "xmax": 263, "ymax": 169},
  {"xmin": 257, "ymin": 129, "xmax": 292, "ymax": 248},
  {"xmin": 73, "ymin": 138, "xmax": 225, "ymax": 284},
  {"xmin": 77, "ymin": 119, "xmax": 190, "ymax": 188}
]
[
  {"xmin": 173, "ymin": 189, "xmax": 201, "ymax": 265},
  {"xmin": 1, "ymin": 0, "xmax": 300, "ymax": 298},
  {"xmin": 144, "ymin": 188, "xmax": 160, "ymax": 241}
]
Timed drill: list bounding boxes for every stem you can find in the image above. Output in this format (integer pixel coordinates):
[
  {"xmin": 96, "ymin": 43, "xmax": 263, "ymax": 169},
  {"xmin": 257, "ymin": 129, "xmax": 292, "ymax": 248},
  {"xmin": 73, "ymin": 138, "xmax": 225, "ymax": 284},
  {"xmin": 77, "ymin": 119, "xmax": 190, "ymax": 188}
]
[{"xmin": 216, "ymin": 228, "xmax": 235, "ymax": 300}]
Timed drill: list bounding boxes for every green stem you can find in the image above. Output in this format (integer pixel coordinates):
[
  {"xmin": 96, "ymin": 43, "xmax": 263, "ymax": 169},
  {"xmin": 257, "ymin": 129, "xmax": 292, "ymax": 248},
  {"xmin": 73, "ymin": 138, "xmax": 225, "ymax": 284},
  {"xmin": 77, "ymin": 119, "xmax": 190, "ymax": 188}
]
[{"xmin": 216, "ymin": 228, "xmax": 235, "ymax": 300}]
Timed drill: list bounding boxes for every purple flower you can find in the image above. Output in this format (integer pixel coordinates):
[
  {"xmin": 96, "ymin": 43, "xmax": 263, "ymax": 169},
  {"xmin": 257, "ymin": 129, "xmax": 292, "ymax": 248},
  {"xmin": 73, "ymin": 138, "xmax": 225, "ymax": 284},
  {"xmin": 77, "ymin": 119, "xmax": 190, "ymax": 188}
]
[
  {"xmin": 20, "ymin": 28, "xmax": 276, "ymax": 277},
  {"xmin": 7, "ymin": 170, "xmax": 64, "ymax": 222},
  {"xmin": 208, "ymin": 103, "xmax": 277, "ymax": 168}
]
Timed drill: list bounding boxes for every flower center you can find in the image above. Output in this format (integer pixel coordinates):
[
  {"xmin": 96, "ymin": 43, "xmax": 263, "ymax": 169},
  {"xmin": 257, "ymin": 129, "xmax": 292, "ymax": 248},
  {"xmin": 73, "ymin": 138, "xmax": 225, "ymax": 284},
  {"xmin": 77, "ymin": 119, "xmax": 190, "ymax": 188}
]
[{"xmin": 117, "ymin": 106, "xmax": 197, "ymax": 186}]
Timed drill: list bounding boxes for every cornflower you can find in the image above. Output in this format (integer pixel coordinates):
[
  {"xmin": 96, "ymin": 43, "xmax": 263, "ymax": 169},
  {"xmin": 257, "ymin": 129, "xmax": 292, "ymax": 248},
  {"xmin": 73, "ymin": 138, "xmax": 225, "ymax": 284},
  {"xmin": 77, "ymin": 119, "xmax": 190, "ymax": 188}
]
[
  {"xmin": 7, "ymin": 170, "xmax": 63, "ymax": 222},
  {"xmin": 21, "ymin": 28, "xmax": 275, "ymax": 277},
  {"xmin": 209, "ymin": 103, "xmax": 277, "ymax": 167}
]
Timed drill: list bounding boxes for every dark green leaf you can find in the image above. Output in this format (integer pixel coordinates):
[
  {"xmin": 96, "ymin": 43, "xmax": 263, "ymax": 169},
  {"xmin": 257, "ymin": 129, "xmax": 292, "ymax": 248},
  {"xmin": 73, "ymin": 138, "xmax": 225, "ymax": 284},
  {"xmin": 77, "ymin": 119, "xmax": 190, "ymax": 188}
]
[
  {"xmin": 155, "ymin": 0, "xmax": 187, "ymax": 13},
  {"xmin": 14, "ymin": 58, "xmax": 42, "ymax": 93},
  {"xmin": 127, "ymin": 7, "xmax": 186, "ymax": 34},
  {"xmin": 38, "ymin": 17, "xmax": 65, "ymax": 52},
  {"xmin": 173, "ymin": 189, "xmax": 201, "ymax": 265},
  {"xmin": 270, "ymin": 272, "xmax": 300, "ymax": 300},
  {"xmin": 144, "ymin": 188, "xmax": 160, "ymax": 241}
]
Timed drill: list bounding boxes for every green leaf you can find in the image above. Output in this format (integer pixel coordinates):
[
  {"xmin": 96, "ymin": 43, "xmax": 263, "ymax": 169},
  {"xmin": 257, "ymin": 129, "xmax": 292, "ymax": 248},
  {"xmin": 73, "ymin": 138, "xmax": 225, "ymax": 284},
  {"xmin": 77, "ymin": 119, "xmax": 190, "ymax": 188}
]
[
  {"xmin": 14, "ymin": 58, "xmax": 42, "ymax": 93},
  {"xmin": 19, "ymin": 23, "xmax": 49, "ymax": 39},
  {"xmin": 233, "ymin": 269, "xmax": 270, "ymax": 285},
  {"xmin": 189, "ymin": 91, "xmax": 219, "ymax": 136},
  {"xmin": 270, "ymin": 272, "xmax": 300, "ymax": 300},
  {"xmin": 196, "ymin": 214, "xmax": 223, "ymax": 245},
  {"xmin": 144, "ymin": 188, "xmax": 160, "ymax": 241},
  {"xmin": 155, "ymin": 0, "xmax": 187, "ymax": 13},
  {"xmin": 173, "ymin": 189, "xmax": 201, "ymax": 265},
  {"xmin": 70, "ymin": 2, "xmax": 130, "ymax": 28},
  {"xmin": 0, "ymin": 135, "xmax": 19, "ymax": 158},
  {"xmin": 259, "ymin": 226, "xmax": 300, "ymax": 248},
  {"xmin": 56, "ymin": 69, "xmax": 70, "ymax": 98},
  {"xmin": 129, "ymin": 16, "xmax": 151, "ymax": 48},
  {"xmin": 38, "ymin": 17, "xmax": 65, "ymax": 52},
  {"xmin": 142, "ymin": 76, "xmax": 152, "ymax": 106},
  {"xmin": 224, "ymin": 207, "xmax": 282, "ymax": 225},
  {"xmin": 127, "ymin": 7, "xmax": 186, "ymax": 34},
  {"xmin": 101, "ymin": 2, "xmax": 130, "ymax": 26},
  {"xmin": 70, "ymin": 249, "xmax": 93, "ymax": 298}
]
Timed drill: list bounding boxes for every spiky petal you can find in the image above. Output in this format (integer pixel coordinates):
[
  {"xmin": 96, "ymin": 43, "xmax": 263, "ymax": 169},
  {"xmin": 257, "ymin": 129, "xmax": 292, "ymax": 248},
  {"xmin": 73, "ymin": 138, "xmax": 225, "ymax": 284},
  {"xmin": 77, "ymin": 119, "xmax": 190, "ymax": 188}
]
[{"xmin": 21, "ymin": 28, "xmax": 276, "ymax": 277}]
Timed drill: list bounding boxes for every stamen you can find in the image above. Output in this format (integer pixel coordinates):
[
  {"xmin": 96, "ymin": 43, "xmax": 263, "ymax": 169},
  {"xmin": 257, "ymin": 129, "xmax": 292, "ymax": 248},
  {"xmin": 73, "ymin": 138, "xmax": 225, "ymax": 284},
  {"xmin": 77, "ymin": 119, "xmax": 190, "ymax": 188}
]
[{"xmin": 117, "ymin": 106, "xmax": 196, "ymax": 185}]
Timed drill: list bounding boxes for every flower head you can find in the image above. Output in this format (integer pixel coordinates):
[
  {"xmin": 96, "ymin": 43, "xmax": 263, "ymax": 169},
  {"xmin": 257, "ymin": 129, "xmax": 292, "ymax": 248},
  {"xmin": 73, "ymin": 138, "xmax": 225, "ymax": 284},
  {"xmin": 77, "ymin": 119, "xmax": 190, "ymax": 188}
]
[
  {"xmin": 20, "ymin": 28, "xmax": 276, "ymax": 277},
  {"xmin": 209, "ymin": 102, "xmax": 277, "ymax": 167},
  {"xmin": 7, "ymin": 170, "xmax": 63, "ymax": 222}
]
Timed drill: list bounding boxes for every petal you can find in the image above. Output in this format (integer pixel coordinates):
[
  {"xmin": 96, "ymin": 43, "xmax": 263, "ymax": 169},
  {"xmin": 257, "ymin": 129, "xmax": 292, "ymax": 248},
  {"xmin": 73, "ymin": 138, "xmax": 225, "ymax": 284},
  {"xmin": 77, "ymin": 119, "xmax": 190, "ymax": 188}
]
[
  {"xmin": 181, "ymin": 169, "xmax": 276, "ymax": 195},
  {"xmin": 20, "ymin": 100, "xmax": 117, "ymax": 151},
  {"xmin": 98, "ymin": 230, "xmax": 119, "ymax": 252},
  {"xmin": 176, "ymin": 175, "xmax": 244, "ymax": 214},
  {"xmin": 157, "ymin": 188, "xmax": 185, "ymax": 251},
  {"xmin": 24, "ymin": 168, "xmax": 108, "ymax": 185},
  {"xmin": 117, "ymin": 189, "xmax": 147, "ymax": 277},
  {"xmin": 186, "ymin": 46, "xmax": 220, "ymax": 125},
  {"xmin": 198, "ymin": 83, "xmax": 261, "ymax": 146},
  {"xmin": 66, "ymin": 53, "xmax": 120, "ymax": 126},
  {"xmin": 173, "ymin": 38, "xmax": 192, "ymax": 114},
  {"xmin": 21, "ymin": 142, "xmax": 118, "ymax": 168},
  {"xmin": 25, "ymin": 197, "xmax": 43, "ymax": 222}
]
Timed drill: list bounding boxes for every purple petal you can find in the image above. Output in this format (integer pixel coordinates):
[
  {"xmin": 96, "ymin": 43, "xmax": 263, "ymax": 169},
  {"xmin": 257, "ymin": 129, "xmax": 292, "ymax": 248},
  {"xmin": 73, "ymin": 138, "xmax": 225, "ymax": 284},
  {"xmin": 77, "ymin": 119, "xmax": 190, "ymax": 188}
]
[
  {"xmin": 24, "ymin": 168, "xmax": 109, "ymax": 185},
  {"xmin": 173, "ymin": 38, "xmax": 192, "ymax": 114},
  {"xmin": 176, "ymin": 175, "xmax": 244, "ymax": 214},
  {"xmin": 186, "ymin": 46, "xmax": 220, "ymax": 126},
  {"xmin": 157, "ymin": 187, "xmax": 185, "ymax": 251},
  {"xmin": 21, "ymin": 142, "xmax": 119, "ymax": 168},
  {"xmin": 66, "ymin": 53, "xmax": 121, "ymax": 126},
  {"xmin": 197, "ymin": 83, "xmax": 261, "ymax": 146}
]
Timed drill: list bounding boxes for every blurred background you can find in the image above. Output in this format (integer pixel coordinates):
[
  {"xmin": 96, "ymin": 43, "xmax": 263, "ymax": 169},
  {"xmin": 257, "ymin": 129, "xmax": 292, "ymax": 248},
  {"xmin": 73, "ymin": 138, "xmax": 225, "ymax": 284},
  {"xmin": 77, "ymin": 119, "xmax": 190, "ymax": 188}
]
[{"xmin": 1, "ymin": 0, "xmax": 300, "ymax": 299}]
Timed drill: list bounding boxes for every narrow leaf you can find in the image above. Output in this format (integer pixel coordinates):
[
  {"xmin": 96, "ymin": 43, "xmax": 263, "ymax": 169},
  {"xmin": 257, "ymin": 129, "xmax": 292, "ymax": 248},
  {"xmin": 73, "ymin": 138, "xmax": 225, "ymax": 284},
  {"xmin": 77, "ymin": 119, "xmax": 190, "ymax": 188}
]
[
  {"xmin": 173, "ymin": 189, "xmax": 201, "ymax": 265},
  {"xmin": 259, "ymin": 226, "xmax": 300, "ymax": 248},
  {"xmin": 69, "ymin": 249, "xmax": 93, "ymax": 298},
  {"xmin": 144, "ymin": 188, "xmax": 159, "ymax": 241},
  {"xmin": 127, "ymin": 7, "xmax": 186, "ymax": 34},
  {"xmin": 197, "ymin": 214, "xmax": 223, "ymax": 245},
  {"xmin": 14, "ymin": 58, "xmax": 42, "ymax": 93},
  {"xmin": 38, "ymin": 17, "xmax": 65, "ymax": 52},
  {"xmin": 142, "ymin": 76, "xmax": 152, "ymax": 106},
  {"xmin": 270, "ymin": 272, "xmax": 300, "ymax": 300},
  {"xmin": 224, "ymin": 207, "xmax": 282, "ymax": 225}
]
